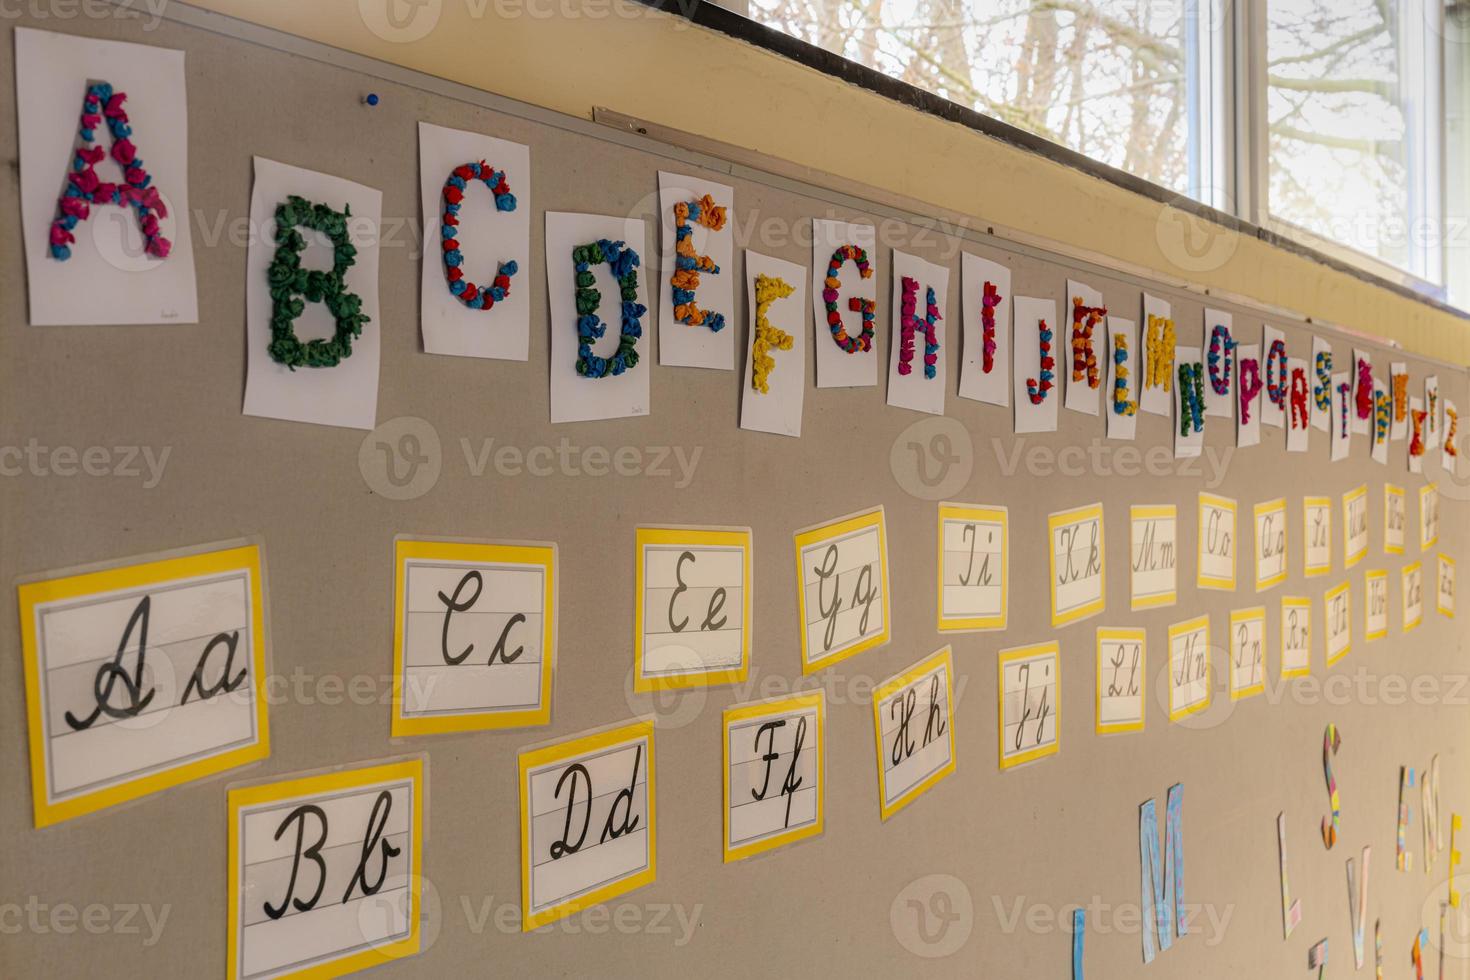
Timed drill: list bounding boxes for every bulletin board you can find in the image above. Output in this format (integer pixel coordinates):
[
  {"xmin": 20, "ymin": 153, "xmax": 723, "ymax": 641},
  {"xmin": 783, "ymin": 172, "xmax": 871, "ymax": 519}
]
[{"xmin": 1, "ymin": 4, "xmax": 1468, "ymax": 977}]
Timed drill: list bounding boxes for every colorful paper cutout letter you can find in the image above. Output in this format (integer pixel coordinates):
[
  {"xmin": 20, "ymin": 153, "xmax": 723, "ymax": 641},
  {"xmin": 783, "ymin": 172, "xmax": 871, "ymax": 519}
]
[
  {"xmin": 670, "ymin": 194, "xmax": 727, "ymax": 331},
  {"xmin": 1278, "ymin": 813, "xmax": 1302, "ymax": 937},
  {"xmin": 751, "ymin": 274, "xmax": 794, "ymax": 393},
  {"xmin": 1347, "ymin": 846, "xmax": 1370, "ymax": 968},
  {"xmin": 1139, "ymin": 783, "xmax": 1186, "ymax": 964},
  {"xmin": 441, "ymin": 161, "xmax": 518, "ymax": 310},
  {"xmin": 898, "ymin": 275, "xmax": 941, "ymax": 379},
  {"xmin": 49, "ymin": 82, "xmax": 171, "ymax": 261}
]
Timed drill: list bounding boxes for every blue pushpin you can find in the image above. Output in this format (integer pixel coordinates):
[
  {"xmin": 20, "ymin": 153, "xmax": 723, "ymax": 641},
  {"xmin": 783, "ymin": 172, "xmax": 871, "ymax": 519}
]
[{"xmin": 363, "ymin": 93, "xmax": 380, "ymax": 106}]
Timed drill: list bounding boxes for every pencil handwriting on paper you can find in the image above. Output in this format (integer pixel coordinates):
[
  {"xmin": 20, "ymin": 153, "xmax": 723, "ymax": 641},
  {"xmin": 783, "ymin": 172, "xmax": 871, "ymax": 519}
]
[
  {"xmin": 549, "ymin": 744, "xmax": 643, "ymax": 860},
  {"xmin": 751, "ymin": 716, "xmax": 806, "ymax": 829},
  {"xmin": 437, "ymin": 570, "xmax": 526, "ymax": 665},
  {"xmin": 264, "ymin": 789, "xmax": 401, "ymax": 920},
  {"xmin": 64, "ymin": 594, "xmax": 246, "ymax": 732},
  {"xmin": 815, "ymin": 542, "xmax": 878, "ymax": 652}
]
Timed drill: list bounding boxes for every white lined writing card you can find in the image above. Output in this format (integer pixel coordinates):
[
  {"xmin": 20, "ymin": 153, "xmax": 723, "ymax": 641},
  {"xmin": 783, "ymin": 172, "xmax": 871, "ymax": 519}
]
[
  {"xmin": 1236, "ymin": 343, "xmax": 1262, "ymax": 448},
  {"xmin": 1286, "ymin": 355, "xmax": 1311, "ymax": 453},
  {"xmin": 1438, "ymin": 555, "xmax": 1456, "ymax": 618},
  {"xmin": 1261, "ymin": 325, "xmax": 1288, "ymax": 428},
  {"xmin": 391, "ymin": 538, "xmax": 555, "ymax": 737},
  {"xmin": 811, "ymin": 218, "xmax": 878, "ymax": 388},
  {"xmin": 1254, "ymin": 498, "xmax": 1288, "ymax": 592},
  {"xmin": 1342, "ymin": 484, "xmax": 1369, "ymax": 568},
  {"xmin": 1096, "ymin": 628, "xmax": 1146, "ymax": 735},
  {"xmin": 794, "ymin": 507, "xmax": 890, "ymax": 674},
  {"xmin": 959, "ymin": 252, "xmax": 1010, "ymax": 406},
  {"xmin": 1365, "ymin": 570, "xmax": 1389, "ymax": 641},
  {"xmin": 1131, "ymin": 505, "xmax": 1178, "ymax": 610},
  {"xmin": 634, "ymin": 526, "xmax": 751, "ymax": 692},
  {"xmin": 1197, "ymin": 493, "xmax": 1237, "ymax": 591},
  {"xmin": 997, "ymin": 642, "xmax": 1060, "ymax": 769},
  {"xmin": 886, "ymin": 249, "xmax": 950, "ymax": 415},
  {"xmin": 1403, "ymin": 562, "xmax": 1424, "ymax": 631},
  {"xmin": 18, "ymin": 542, "xmax": 269, "ymax": 828},
  {"xmin": 1065, "ymin": 280, "xmax": 1107, "ymax": 416},
  {"xmin": 226, "ymin": 758, "xmax": 423, "ymax": 980},
  {"xmin": 1330, "ymin": 371, "xmax": 1352, "ymax": 461},
  {"xmin": 1304, "ymin": 496, "xmax": 1332, "ymax": 577},
  {"xmin": 1106, "ymin": 316, "xmax": 1139, "ymax": 440},
  {"xmin": 1228, "ymin": 607, "xmax": 1266, "ymax": 701},
  {"xmin": 1325, "ymin": 581, "xmax": 1352, "ymax": 666},
  {"xmin": 1174, "ymin": 345, "xmax": 1205, "ymax": 458},
  {"xmin": 1140, "ymin": 294, "xmax": 1174, "ymax": 416},
  {"xmin": 937, "ymin": 503, "xmax": 1008, "ymax": 632},
  {"xmin": 657, "ymin": 171, "xmax": 736, "ymax": 369},
  {"xmin": 1311, "ymin": 336, "xmax": 1333, "ymax": 432},
  {"xmin": 1384, "ymin": 485, "xmax": 1407, "ymax": 555},
  {"xmin": 1013, "ymin": 295, "xmax": 1060, "ymax": 433},
  {"xmin": 417, "ymin": 121, "xmax": 531, "ymax": 361},
  {"xmin": 723, "ymin": 692, "xmax": 824, "ymax": 862},
  {"xmin": 872, "ymin": 647, "xmax": 957, "ymax": 818},
  {"xmin": 1167, "ymin": 615, "xmax": 1211, "ymax": 722},
  {"xmin": 740, "ymin": 250, "xmax": 807, "ymax": 438},
  {"xmin": 518, "ymin": 719, "xmax": 656, "ymax": 931},
  {"xmin": 1420, "ymin": 483, "xmax": 1440, "ymax": 550},
  {"xmin": 1281, "ymin": 597, "xmax": 1312, "ymax": 679},
  {"xmin": 1202, "ymin": 309, "xmax": 1236, "ymax": 419},
  {"xmin": 999, "ymin": 643, "xmax": 1058, "ymax": 775},
  {"xmin": 1409, "ymin": 397, "xmax": 1426, "ymax": 474},
  {"xmin": 1048, "ymin": 502, "xmax": 1106, "ymax": 627}
]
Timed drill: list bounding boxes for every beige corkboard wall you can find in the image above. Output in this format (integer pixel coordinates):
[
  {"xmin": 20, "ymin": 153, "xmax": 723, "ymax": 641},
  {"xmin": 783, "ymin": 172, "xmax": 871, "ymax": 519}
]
[{"xmin": 1, "ymin": 10, "xmax": 1468, "ymax": 978}]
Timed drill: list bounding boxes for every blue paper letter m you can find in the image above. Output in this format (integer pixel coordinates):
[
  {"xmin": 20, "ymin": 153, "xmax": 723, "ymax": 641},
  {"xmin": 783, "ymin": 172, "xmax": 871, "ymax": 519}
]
[{"xmin": 1139, "ymin": 783, "xmax": 1186, "ymax": 965}]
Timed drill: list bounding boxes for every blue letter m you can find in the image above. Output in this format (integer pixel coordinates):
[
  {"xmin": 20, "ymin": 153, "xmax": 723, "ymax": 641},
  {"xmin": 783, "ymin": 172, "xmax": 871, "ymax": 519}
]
[{"xmin": 1139, "ymin": 783, "xmax": 1185, "ymax": 964}]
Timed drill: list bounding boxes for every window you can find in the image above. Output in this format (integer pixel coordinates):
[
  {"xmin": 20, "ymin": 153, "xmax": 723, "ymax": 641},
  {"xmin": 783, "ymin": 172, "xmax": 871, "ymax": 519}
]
[
  {"xmin": 1265, "ymin": 0, "xmax": 1441, "ymax": 283},
  {"xmin": 743, "ymin": 0, "xmax": 1467, "ymax": 304}
]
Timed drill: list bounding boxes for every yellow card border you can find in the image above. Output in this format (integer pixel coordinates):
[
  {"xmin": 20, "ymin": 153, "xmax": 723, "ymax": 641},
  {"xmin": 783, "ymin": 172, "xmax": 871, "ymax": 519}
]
[
  {"xmin": 518, "ymin": 718, "xmax": 657, "ymax": 932},
  {"xmin": 1324, "ymin": 581, "xmax": 1352, "ymax": 666},
  {"xmin": 1303, "ymin": 496, "xmax": 1332, "ymax": 577},
  {"xmin": 1095, "ymin": 627, "xmax": 1146, "ymax": 735},
  {"xmin": 722, "ymin": 690, "xmax": 826, "ymax": 862},
  {"xmin": 1421, "ymin": 483, "xmax": 1441, "ymax": 550},
  {"xmin": 226, "ymin": 757, "xmax": 424, "ymax": 980},
  {"xmin": 1384, "ymin": 484, "xmax": 1406, "ymax": 555},
  {"xmin": 1280, "ymin": 596, "xmax": 1312, "ymax": 679},
  {"xmin": 1364, "ymin": 569, "xmax": 1389, "ymax": 640},
  {"xmin": 391, "ymin": 537, "xmax": 557, "ymax": 736},
  {"xmin": 1438, "ymin": 554, "xmax": 1456, "ymax": 618},
  {"xmin": 633, "ymin": 526, "xmax": 752, "ymax": 693},
  {"xmin": 871, "ymin": 646, "xmax": 958, "ymax": 818},
  {"xmin": 793, "ymin": 507, "xmax": 891, "ymax": 675},
  {"xmin": 1197, "ymin": 493, "xmax": 1238, "ymax": 591},
  {"xmin": 1047, "ymin": 502, "xmax": 1106, "ymax": 627},
  {"xmin": 935, "ymin": 503, "xmax": 1008, "ymax": 632},
  {"xmin": 1167, "ymin": 614, "xmax": 1212, "ymax": 722},
  {"xmin": 997, "ymin": 642, "xmax": 1061, "ymax": 769},
  {"xmin": 1342, "ymin": 484, "xmax": 1368, "ymax": 569},
  {"xmin": 1403, "ymin": 562, "xmax": 1424, "ymax": 631},
  {"xmin": 1253, "ymin": 498, "xmax": 1288, "ymax": 593},
  {"xmin": 1129, "ymin": 505, "xmax": 1178, "ymax": 611},
  {"xmin": 1228, "ymin": 607, "xmax": 1267, "ymax": 701},
  {"xmin": 18, "ymin": 543, "xmax": 271, "ymax": 829}
]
